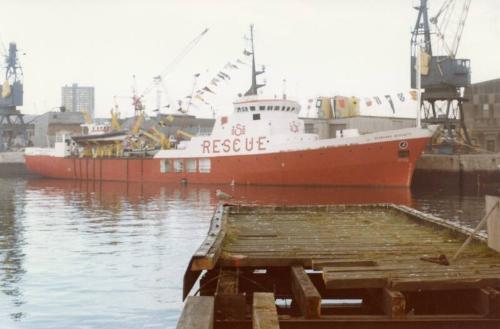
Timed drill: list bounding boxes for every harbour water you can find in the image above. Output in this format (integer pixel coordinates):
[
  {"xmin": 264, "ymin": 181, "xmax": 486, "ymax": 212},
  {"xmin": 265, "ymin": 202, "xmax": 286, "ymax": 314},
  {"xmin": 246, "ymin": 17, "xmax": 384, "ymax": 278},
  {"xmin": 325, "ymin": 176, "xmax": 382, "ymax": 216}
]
[{"xmin": 0, "ymin": 177, "xmax": 494, "ymax": 329}]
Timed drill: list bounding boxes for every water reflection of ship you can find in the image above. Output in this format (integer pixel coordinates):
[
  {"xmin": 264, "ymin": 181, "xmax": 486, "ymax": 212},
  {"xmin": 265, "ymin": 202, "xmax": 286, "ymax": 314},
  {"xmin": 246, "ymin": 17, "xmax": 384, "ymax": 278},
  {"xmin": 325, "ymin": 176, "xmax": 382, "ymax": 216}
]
[
  {"xmin": 26, "ymin": 179, "xmax": 413, "ymax": 207},
  {"xmin": 0, "ymin": 179, "xmax": 26, "ymax": 320}
]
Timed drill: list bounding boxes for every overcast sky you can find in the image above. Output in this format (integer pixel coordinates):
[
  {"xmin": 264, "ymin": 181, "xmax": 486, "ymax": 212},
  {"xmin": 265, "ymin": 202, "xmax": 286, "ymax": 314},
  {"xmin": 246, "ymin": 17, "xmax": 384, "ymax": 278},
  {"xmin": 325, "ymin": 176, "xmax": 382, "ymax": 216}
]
[{"xmin": 1, "ymin": 0, "xmax": 499, "ymax": 119}]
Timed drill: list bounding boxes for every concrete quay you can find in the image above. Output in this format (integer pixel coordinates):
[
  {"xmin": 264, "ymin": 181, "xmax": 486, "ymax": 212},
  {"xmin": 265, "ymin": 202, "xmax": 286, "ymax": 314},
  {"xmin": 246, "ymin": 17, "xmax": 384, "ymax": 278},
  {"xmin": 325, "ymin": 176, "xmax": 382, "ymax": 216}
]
[
  {"xmin": 414, "ymin": 153, "xmax": 500, "ymax": 188},
  {"xmin": 0, "ymin": 151, "xmax": 30, "ymax": 177}
]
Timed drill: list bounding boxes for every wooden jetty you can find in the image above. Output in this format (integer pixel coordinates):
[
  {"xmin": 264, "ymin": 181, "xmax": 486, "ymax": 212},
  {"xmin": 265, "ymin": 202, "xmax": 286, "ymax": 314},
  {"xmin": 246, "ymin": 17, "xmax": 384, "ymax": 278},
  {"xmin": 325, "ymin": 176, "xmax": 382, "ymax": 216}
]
[{"xmin": 178, "ymin": 200, "xmax": 500, "ymax": 329}]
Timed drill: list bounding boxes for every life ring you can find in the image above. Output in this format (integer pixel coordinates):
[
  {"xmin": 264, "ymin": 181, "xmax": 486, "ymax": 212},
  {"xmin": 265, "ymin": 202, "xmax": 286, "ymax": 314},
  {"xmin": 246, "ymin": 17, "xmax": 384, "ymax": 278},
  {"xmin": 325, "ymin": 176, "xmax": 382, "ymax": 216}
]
[
  {"xmin": 399, "ymin": 141, "xmax": 408, "ymax": 150},
  {"xmin": 289, "ymin": 122, "xmax": 299, "ymax": 133}
]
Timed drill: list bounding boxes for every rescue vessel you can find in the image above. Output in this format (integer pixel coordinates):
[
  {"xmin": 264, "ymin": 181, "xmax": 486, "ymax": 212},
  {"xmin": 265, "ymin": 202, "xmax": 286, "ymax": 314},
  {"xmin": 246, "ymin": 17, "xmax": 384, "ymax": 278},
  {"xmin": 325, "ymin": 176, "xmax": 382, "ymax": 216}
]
[{"xmin": 25, "ymin": 26, "xmax": 436, "ymax": 187}]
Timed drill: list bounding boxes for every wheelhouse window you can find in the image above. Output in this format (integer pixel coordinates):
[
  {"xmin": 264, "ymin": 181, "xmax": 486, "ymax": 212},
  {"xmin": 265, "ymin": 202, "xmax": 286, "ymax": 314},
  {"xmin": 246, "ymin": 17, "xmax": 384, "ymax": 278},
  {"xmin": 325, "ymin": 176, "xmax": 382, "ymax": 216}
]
[
  {"xmin": 174, "ymin": 159, "xmax": 184, "ymax": 172},
  {"xmin": 274, "ymin": 106, "xmax": 280, "ymax": 111},
  {"xmin": 186, "ymin": 159, "xmax": 197, "ymax": 173},
  {"xmin": 281, "ymin": 106, "xmax": 286, "ymax": 111},
  {"xmin": 286, "ymin": 107, "xmax": 291, "ymax": 111},
  {"xmin": 198, "ymin": 158, "xmax": 211, "ymax": 173},
  {"xmin": 259, "ymin": 106, "xmax": 265, "ymax": 111},
  {"xmin": 267, "ymin": 106, "xmax": 273, "ymax": 111},
  {"xmin": 250, "ymin": 106, "xmax": 256, "ymax": 111},
  {"xmin": 160, "ymin": 159, "xmax": 172, "ymax": 173}
]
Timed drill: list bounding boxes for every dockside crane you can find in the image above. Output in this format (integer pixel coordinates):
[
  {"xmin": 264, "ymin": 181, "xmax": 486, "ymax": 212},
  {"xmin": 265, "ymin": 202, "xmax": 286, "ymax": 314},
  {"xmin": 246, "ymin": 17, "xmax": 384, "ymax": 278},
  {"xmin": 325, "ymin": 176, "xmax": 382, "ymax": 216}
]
[
  {"xmin": 0, "ymin": 42, "xmax": 31, "ymax": 151},
  {"xmin": 411, "ymin": 0, "xmax": 472, "ymax": 144}
]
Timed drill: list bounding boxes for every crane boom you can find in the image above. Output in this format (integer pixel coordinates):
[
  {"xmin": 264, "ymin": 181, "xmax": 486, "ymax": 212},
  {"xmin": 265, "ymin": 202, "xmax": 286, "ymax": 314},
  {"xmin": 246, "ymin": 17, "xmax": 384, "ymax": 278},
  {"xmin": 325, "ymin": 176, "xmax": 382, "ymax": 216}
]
[
  {"xmin": 140, "ymin": 28, "xmax": 209, "ymax": 98},
  {"xmin": 428, "ymin": 0, "xmax": 471, "ymax": 58},
  {"xmin": 81, "ymin": 110, "xmax": 93, "ymax": 124},
  {"xmin": 451, "ymin": 0, "xmax": 471, "ymax": 58},
  {"xmin": 131, "ymin": 113, "xmax": 144, "ymax": 134}
]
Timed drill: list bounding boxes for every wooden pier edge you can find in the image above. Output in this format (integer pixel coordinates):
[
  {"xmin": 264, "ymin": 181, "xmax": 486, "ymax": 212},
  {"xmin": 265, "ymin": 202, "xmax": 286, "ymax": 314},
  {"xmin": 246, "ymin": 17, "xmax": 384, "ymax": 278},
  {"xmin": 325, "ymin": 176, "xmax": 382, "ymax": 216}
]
[
  {"xmin": 390, "ymin": 204, "xmax": 488, "ymax": 242},
  {"xmin": 176, "ymin": 296, "xmax": 214, "ymax": 329},
  {"xmin": 183, "ymin": 203, "xmax": 227, "ymax": 299}
]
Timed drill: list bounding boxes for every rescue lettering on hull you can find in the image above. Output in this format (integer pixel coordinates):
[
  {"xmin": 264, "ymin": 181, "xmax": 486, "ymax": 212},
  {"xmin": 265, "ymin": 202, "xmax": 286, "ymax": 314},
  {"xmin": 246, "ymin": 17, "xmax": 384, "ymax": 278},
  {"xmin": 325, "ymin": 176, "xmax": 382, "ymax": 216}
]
[{"xmin": 202, "ymin": 137, "xmax": 267, "ymax": 154}]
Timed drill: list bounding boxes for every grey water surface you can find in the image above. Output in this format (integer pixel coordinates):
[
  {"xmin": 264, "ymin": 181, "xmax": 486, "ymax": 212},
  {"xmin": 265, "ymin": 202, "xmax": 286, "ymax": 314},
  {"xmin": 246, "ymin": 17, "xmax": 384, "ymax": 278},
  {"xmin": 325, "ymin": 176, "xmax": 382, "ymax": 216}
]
[{"xmin": 0, "ymin": 177, "xmax": 491, "ymax": 329}]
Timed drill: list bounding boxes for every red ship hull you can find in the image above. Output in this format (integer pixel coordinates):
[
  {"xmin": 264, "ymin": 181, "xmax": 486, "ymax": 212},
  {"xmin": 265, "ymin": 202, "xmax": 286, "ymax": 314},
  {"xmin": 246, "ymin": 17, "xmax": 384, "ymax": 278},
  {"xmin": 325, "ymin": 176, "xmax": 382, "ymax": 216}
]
[{"xmin": 25, "ymin": 137, "xmax": 429, "ymax": 187}]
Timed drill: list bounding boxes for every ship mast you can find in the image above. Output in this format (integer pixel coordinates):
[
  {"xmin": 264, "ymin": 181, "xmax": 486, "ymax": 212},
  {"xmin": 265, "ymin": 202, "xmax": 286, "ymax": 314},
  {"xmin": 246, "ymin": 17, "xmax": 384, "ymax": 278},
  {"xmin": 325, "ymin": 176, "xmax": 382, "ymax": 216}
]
[{"xmin": 244, "ymin": 24, "xmax": 265, "ymax": 96}]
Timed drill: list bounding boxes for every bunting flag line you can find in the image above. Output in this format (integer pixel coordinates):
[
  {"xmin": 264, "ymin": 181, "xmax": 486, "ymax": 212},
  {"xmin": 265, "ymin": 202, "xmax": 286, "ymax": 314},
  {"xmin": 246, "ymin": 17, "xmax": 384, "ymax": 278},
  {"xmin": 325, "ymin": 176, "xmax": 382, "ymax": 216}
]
[
  {"xmin": 185, "ymin": 52, "xmax": 249, "ymax": 114},
  {"xmin": 203, "ymin": 86, "xmax": 215, "ymax": 94},
  {"xmin": 384, "ymin": 95, "xmax": 395, "ymax": 114},
  {"xmin": 219, "ymin": 71, "xmax": 230, "ymax": 80},
  {"xmin": 223, "ymin": 62, "xmax": 238, "ymax": 70}
]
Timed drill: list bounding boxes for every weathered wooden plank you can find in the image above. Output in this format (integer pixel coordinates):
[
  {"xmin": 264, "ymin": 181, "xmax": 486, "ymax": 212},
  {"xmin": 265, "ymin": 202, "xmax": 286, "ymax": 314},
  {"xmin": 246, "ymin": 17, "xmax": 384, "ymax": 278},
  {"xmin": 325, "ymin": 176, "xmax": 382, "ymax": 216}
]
[
  {"xmin": 312, "ymin": 259, "xmax": 377, "ymax": 270},
  {"xmin": 486, "ymin": 195, "xmax": 500, "ymax": 252},
  {"xmin": 191, "ymin": 205, "xmax": 227, "ymax": 271},
  {"xmin": 474, "ymin": 287, "xmax": 500, "ymax": 317},
  {"xmin": 389, "ymin": 276, "xmax": 500, "ymax": 291},
  {"xmin": 176, "ymin": 296, "xmax": 214, "ymax": 329},
  {"xmin": 219, "ymin": 256, "xmax": 311, "ymax": 268},
  {"xmin": 253, "ymin": 292, "xmax": 279, "ymax": 329},
  {"xmin": 383, "ymin": 288, "xmax": 406, "ymax": 318},
  {"xmin": 323, "ymin": 268, "xmax": 388, "ymax": 289},
  {"xmin": 183, "ymin": 258, "xmax": 202, "ymax": 300},
  {"xmin": 215, "ymin": 270, "xmax": 246, "ymax": 320},
  {"xmin": 193, "ymin": 205, "xmax": 225, "ymax": 257},
  {"xmin": 290, "ymin": 266, "xmax": 321, "ymax": 318}
]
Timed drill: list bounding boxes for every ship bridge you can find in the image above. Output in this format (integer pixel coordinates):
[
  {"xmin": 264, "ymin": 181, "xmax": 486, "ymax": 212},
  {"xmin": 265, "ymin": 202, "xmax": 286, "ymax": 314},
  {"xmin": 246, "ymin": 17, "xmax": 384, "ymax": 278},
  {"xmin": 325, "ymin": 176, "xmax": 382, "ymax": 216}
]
[
  {"xmin": 233, "ymin": 96, "xmax": 300, "ymax": 115},
  {"xmin": 208, "ymin": 95, "xmax": 304, "ymax": 138}
]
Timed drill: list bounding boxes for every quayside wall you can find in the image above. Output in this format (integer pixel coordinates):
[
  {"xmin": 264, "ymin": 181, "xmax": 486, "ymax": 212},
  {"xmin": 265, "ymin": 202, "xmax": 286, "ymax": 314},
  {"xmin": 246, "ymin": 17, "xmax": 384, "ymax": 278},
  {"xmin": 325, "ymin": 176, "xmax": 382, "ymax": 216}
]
[
  {"xmin": 0, "ymin": 152, "xmax": 30, "ymax": 177},
  {"xmin": 414, "ymin": 153, "xmax": 500, "ymax": 188}
]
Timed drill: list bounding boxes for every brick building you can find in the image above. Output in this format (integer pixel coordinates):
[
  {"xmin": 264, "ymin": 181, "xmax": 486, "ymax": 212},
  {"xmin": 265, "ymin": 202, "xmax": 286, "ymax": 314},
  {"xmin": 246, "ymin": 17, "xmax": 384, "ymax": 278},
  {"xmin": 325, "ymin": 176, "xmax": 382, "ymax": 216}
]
[{"xmin": 463, "ymin": 78, "xmax": 500, "ymax": 152}]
